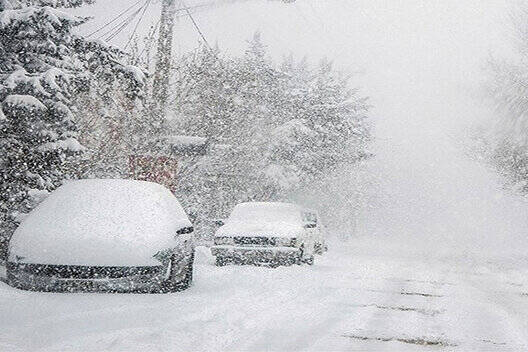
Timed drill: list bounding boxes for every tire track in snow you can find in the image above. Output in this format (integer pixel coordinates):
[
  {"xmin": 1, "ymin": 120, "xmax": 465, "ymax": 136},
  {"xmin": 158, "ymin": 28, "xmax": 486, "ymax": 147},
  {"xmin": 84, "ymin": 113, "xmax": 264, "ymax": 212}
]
[{"xmin": 336, "ymin": 260, "xmax": 453, "ymax": 351}]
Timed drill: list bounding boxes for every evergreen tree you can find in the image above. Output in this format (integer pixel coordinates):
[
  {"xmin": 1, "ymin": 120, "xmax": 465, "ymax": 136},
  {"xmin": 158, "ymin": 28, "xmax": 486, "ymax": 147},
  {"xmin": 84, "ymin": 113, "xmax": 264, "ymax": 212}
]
[{"xmin": 0, "ymin": 0, "xmax": 144, "ymax": 257}]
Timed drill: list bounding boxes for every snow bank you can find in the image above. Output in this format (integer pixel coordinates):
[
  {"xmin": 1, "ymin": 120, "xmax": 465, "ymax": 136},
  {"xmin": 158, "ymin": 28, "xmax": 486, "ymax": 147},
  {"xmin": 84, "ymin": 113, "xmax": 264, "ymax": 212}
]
[
  {"xmin": 216, "ymin": 202, "xmax": 305, "ymax": 238},
  {"xmin": 8, "ymin": 179, "xmax": 192, "ymax": 266}
]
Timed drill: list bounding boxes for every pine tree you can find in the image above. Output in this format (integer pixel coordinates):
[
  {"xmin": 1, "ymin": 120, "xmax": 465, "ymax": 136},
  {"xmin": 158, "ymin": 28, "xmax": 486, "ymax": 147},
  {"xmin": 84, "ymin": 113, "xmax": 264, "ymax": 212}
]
[{"xmin": 0, "ymin": 0, "xmax": 144, "ymax": 257}]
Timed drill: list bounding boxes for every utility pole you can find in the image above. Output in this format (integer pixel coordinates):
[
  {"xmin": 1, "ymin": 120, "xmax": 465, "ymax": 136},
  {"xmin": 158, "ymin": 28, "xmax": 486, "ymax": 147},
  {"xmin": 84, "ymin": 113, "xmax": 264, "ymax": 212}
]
[
  {"xmin": 150, "ymin": 0, "xmax": 294, "ymax": 125},
  {"xmin": 132, "ymin": 0, "xmax": 178, "ymax": 187},
  {"xmin": 151, "ymin": 0, "xmax": 178, "ymax": 126}
]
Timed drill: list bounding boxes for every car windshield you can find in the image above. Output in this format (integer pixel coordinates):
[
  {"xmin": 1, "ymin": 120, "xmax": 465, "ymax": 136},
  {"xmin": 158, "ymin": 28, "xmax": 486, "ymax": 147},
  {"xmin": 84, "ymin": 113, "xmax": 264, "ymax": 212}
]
[{"xmin": 227, "ymin": 203, "xmax": 302, "ymax": 225}]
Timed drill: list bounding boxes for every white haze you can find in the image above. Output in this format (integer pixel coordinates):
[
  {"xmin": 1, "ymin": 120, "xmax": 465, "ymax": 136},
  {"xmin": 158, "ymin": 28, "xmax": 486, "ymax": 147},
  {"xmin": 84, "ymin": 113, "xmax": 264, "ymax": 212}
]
[{"xmin": 74, "ymin": 0, "xmax": 528, "ymax": 259}]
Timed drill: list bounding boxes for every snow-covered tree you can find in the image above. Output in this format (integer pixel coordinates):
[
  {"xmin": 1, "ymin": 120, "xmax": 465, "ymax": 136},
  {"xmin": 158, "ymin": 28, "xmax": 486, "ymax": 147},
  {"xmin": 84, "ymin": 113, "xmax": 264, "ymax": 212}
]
[
  {"xmin": 167, "ymin": 36, "xmax": 371, "ymax": 238},
  {"xmin": 484, "ymin": 6, "xmax": 528, "ymax": 193},
  {"xmin": 0, "ymin": 0, "xmax": 144, "ymax": 257}
]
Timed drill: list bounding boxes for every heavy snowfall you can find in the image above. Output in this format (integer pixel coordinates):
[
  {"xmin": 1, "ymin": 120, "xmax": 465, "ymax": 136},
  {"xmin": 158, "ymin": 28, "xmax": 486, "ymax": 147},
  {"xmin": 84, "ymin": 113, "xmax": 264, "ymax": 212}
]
[{"xmin": 1, "ymin": 0, "xmax": 528, "ymax": 351}]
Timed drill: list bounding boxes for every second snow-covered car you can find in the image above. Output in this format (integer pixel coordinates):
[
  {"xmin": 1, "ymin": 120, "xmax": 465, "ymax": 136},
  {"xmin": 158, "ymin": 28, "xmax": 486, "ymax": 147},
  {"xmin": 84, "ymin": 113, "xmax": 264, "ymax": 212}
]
[
  {"xmin": 7, "ymin": 179, "xmax": 195, "ymax": 293},
  {"xmin": 211, "ymin": 202, "xmax": 317, "ymax": 267}
]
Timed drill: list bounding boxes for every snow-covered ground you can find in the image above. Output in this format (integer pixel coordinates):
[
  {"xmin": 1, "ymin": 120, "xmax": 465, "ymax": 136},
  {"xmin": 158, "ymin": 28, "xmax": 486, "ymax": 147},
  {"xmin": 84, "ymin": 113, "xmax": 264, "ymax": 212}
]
[{"xmin": 1, "ymin": 240, "xmax": 527, "ymax": 352}]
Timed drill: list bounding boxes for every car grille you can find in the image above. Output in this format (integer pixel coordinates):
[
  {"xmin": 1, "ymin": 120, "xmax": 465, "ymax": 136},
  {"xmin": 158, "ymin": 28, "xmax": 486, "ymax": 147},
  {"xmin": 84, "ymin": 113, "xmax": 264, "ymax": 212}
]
[
  {"xmin": 7, "ymin": 262, "xmax": 164, "ymax": 280},
  {"xmin": 233, "ymin": 236, "xmax": 277, "ymax": 246}
]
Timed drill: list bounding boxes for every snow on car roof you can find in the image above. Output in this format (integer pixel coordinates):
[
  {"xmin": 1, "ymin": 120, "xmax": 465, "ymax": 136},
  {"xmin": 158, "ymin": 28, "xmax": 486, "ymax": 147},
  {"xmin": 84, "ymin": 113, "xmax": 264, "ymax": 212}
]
[{"xmin": 9, "ymin": 179, "xmax": 191, "ymax": 266}]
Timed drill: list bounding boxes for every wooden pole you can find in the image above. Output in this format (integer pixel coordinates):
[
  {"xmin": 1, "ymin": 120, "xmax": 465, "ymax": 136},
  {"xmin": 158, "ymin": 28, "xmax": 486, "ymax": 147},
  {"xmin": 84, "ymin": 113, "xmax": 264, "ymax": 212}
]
[{"xmin": 151, "ymin": 0, "xmax": 177, "ymax": 126}]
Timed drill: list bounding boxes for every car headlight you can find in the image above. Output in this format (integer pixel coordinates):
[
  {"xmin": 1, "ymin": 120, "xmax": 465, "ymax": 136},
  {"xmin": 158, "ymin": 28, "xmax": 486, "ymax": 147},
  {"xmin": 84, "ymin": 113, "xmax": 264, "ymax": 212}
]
[
  {"xmin": 274, "ymin": 237, "xmax": 297, "ymax": 247},
  {"xmin": 214, "ymin": 236, "xmax": 234, "ymax": 245}
]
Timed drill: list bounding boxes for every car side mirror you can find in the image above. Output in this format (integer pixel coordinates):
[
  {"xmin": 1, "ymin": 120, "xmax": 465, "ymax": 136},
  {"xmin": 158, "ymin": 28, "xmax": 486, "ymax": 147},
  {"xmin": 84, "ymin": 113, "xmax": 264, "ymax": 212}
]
[
  {"xmin": 176, "ymin": 226, "xmax": 194, "ymax": 235},
  {"xmin": 304, "ymin": 222, "xmax": 316, "ymax": 229},
  {"xmin": 213, "ymin": 219, "xmax": 225, "ymax": 226}
]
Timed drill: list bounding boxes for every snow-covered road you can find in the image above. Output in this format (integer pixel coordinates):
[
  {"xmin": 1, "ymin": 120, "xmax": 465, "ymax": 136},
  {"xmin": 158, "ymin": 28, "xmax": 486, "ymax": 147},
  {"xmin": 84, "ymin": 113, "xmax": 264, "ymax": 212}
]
[{"xmin": 1, "ymin": 239, "xmax": 527, "ymax": 352}]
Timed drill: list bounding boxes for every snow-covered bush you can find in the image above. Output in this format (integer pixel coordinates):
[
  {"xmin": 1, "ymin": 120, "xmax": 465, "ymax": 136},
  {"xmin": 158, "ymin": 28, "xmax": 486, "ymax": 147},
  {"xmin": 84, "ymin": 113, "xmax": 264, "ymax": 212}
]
[{"xmin": 0, "ymin": 0, "xmax": 144, "ymax": 258}]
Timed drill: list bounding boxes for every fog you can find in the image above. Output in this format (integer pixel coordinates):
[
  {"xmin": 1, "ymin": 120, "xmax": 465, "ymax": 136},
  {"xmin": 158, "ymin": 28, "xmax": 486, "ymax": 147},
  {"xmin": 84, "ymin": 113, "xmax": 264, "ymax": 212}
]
[{"xmin": 76, "ymin": 0, "xmax": 528, "ymax": 258}]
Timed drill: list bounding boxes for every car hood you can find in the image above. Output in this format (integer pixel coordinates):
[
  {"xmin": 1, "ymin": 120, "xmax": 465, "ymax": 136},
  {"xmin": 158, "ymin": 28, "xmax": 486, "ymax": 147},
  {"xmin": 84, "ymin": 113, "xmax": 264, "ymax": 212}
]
[
  {"xmin": 9, "ymin": 235, "xmax": 172, "ymax": 267},
  {"xmin": 215, "ymin": 221, "xmax": 304, "ymax": 238}
]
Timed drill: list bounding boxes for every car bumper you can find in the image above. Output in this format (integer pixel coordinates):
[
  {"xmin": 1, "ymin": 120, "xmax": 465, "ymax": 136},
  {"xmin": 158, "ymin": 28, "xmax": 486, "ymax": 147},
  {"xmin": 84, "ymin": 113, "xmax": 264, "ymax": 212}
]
[
  {"xmin": 211, "ymin": 245, "xmax": 301, "ymax": 265},
  {"xmin": 6, "ymin": 262, "xmax": 170, "ymax": 293}
]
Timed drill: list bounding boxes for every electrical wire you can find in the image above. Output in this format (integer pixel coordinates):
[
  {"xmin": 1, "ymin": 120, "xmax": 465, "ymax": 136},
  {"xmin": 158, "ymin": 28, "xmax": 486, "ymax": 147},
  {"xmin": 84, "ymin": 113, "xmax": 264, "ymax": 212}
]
[
  {"xmin": 99, "ymin": 10, "xmax": 139, "ymax": 41},
  {"xmin": 124, "ymin": 0, "xmax": 152, "ymax": 50},
  {"xmin": 182, "ymin": 0, "xmax": 211, "ymax": 49},
  {"xmin": 134, "ymin": 18, "xmax": 161, "ymax": 62},
  {"xmin": 102, "ymin": 2, "xmax": 147, "ymax": 42},
  {"xmin": 86, "ymin": 0, "xmax": 144, "ymax": 38}
]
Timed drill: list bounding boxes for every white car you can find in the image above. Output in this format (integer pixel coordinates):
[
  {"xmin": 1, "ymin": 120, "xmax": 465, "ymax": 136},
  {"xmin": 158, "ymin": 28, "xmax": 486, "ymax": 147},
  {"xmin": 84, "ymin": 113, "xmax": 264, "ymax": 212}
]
[
  {"xmin": 7, "ymin": 179, "xmax": 195, "ymax": 293},
  {"xmin": 211, "ymin": 202, "xmax": 317, "ymax": 267}
]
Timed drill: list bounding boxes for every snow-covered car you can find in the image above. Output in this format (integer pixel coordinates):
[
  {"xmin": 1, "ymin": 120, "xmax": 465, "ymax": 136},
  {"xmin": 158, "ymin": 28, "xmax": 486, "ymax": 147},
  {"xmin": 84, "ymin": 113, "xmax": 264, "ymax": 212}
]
[
  {"xmin": 211, "ymin": 202, "xmax": 317, "ymax": 267},
  {"xmin": 303, "ymin": 209, "xmax": 328, "ymax": 255},
  {"xmin": 6, "ymin": 179, "xmax": 195, "ymax": 293}
]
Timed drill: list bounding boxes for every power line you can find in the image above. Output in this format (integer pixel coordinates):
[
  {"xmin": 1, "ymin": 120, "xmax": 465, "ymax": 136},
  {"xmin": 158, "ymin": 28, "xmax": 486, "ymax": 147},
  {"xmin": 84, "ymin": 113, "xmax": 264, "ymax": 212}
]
[
  {"xmin": 182, "ymin": 0, "xmax": 211, "ymax": 49},
  {"xmin": 124, "ymin": 0, "xmax": 152, "ymax": 50},
  {"xmin": 102, "ymin": 2, "xmax": 148, "ymax": 42},
  {"xmin": 127, "ymin": 2, "xmax": 212, "ymax": 63},
  {"xmin": 134, "ymin": 18, "xmax": 161, "ymax": 62},
  {"xmin": 103, "ymin": 16, "xmax": 136, "ymax": 41},
  {"xmin": 86, "ymin": 0, "xmax": 144, "ymax": 38},
  {"xmin": 99, "ymin": 10, "xmax": 139, "ymax": 41}
]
